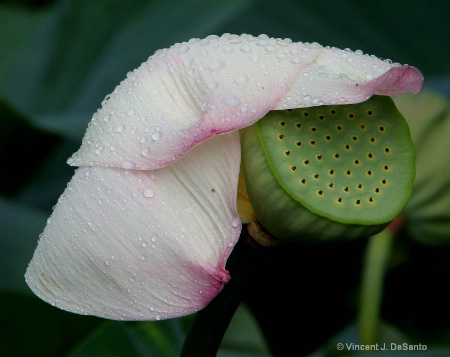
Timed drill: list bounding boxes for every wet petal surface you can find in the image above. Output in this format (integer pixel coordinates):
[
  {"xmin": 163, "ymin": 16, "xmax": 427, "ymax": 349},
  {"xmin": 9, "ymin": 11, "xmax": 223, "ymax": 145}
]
[
  {"xmin": 67, "ymin": 34, "xmax": 423, "ymax": 170},
  {"xmin": 26, "ymin": 132, "xmax": 241, "ymax": 320}
]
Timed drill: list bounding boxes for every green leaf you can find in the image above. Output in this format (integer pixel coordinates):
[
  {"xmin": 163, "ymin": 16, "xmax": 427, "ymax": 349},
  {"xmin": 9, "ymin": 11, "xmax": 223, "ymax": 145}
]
[
  {"xmin": 68, "ymin": 319, "xmax": 186, "ymax": 357},
  {"xmin": 0, "ymin": 0, "xmax": 254, "ymax": 141},
  {"xmin": 0, "ymin": 97, "xmax": 62, "ymax": 197},
  {"xmin": 0, "ymin": 291, "xmax": 102, "ymax": 357},
  {"xmin": 1, "ymin": 0, "xmax": 449, "ymax": 141},
  {"xmin": 218, "ymin": 304, "xmax": 271, "ymax": 357},
  {"xmin": 394, "ymin": 91, "xmax": 450, "ymax": 245},
  {"xmin": 0, "ymin": 198, "xmax": 47, "ymax": 290}
]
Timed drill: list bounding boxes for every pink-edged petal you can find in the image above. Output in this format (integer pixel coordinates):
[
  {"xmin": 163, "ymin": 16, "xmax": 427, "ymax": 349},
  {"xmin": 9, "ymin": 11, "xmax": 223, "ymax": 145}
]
[
  {"xmin": 25, "ymin": 132, "xmax": 241, "ymax": 321},
  {"xmin": 68, "ymin": 34, "xmax": 423, "ymax": 170}
]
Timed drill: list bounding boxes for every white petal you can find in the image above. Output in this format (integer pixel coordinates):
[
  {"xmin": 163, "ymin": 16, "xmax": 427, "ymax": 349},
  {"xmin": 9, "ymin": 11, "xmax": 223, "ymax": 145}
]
[
  {"xmin": 67, "ymin": 34, "xmax": 423, "ymax": 170},
  {"xmin": 25, "ymin": 132, "xmax": 241, "ymax": 320}
]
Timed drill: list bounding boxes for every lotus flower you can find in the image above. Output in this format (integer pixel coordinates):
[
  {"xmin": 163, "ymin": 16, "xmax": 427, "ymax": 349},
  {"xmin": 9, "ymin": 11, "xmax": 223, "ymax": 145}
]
[{"xmin": 25, "ymin": 34, "xmax": 423, "ymax": 321}]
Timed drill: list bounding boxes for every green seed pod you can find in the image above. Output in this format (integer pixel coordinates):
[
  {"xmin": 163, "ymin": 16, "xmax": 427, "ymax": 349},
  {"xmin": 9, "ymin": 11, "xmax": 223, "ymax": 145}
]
[{"xmin": 241, "ymin": 96, "xmax": 415, "ymax": 243}]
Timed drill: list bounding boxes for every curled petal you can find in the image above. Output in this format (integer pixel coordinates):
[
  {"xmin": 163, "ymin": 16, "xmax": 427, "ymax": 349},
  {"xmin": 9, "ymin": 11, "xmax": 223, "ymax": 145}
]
[
  {"xmin": 68, "ymin": 34, "xmax": 423, "ymax": 170},
  {"xmin": 25, "ymin": 132, "xmax": 241, "ymax": 320}
]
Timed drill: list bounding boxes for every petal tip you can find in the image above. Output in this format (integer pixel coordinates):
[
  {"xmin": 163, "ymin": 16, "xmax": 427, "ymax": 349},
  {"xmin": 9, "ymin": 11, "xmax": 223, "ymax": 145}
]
[{"xmin": 373, "ymin": 65, "xmax": 424, "ymax": 96}]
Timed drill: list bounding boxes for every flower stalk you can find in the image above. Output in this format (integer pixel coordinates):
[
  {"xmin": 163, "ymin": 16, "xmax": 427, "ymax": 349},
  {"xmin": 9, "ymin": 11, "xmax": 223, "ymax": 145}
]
[
  {"xmin": 180, "ymin": 227, "xmax": 273, "ymax": 357},
  {"xmin": 358, "ymin": 227, "xmax": 394, "ymax": 345}
]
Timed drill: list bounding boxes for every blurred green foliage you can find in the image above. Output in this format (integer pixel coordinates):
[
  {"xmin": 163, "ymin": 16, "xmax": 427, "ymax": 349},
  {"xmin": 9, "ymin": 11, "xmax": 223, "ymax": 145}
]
[{"xmin": 1, "ymin": 0, "xmax": 449, "ymax": 356}]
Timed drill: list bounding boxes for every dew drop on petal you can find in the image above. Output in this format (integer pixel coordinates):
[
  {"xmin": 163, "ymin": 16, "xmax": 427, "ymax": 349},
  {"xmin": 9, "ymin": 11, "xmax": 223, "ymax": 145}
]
[
  {"xmin": 179, "ymin": 45, "xmax": 190, "ymax": 53},
  {"xmin": 208, "ymin": 81, "xmax": 219, "ymax": 90},
  {"xmin": 116, "ymin": 125, "xmax": 125, "ymax": 133},
  {"xmin": 240, "ymin": 44, "xmax": 251, "ymax": 53},
  {"xmin": 250, "ymin": 53, "xmax": 260, "ymax": 62},
  {"xmin": 232, "ymin": 217, "xmax": 241, "ymax": 228},
  {"xmin": 183, "ymin": 57, "xmax": 194, "ymax": 67},
  {"xmin": 256, "ymin": 39, "xmax": 268, "ymax": 46},
  {"xmin": 223, "ymin": 95, "xmax": 241, "ymax": 107},
  {"xmin": 122, "ymin": 161, "xmax": 136, "ymax": 169},
  {"xmin": 152, "ymin": 130, "xmax": 162, "ymax": 141},
  {"xmin": 143, "ymin": 188, "xmax": 155, "ymax": 198},
  {"xmin": 209, "ymin": 60, "xmax": 224, "ymax": 71},
  {"xmin": 141, "ymin": 147, "xmax": 152, "ymax": 158},
  {"xmin": 234, "ymin": 74, "xmax": 249, "ymax": 85}
]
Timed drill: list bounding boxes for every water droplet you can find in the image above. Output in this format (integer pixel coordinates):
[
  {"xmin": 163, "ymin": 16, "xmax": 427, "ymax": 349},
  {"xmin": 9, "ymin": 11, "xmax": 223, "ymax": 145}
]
[
  {"xmin": 140, "ymin": 137, "xmax": 147, "ymax": 144},
  {"xmin": 141, "ymin": 147, "xmax": 152, "ymax": 158},
  {"xmin": 232, "ymin": 217, "xmax": 241, "ymax": 227},
  {"xmin": 151, "ymin": 235, "xmax": 157, "ymax": 243},
  {"xmin": 141, "ymin": 242, "xmax": 147, "ymax": 248},
  {"xmin": 179, "ymin": 45, "xmax": 190, "ymax": 53},
  {"xmin": 105, "ymin": 260, "xmax": 110, "ymax": 266},
  {"xmin": 290, "ymin": 57, "xmax": 302, "ymax": 64},
  {"xmin": 143, "ymin": 188, "xmax": 155, "ymax": 198},
  {"xmin": 155, "ymin": 315, "xmax": 161, "ymax": 320},
  {"xmin": 140, "ymin": 255, "xmax": 146, "ymax": 261},
  {"xmin": 183, "ymin": 57, "xmax": 194, "ymax": 67},
  {"xmin": 201, "ymin": 49, "xmax": 209, "ymax": 57},
  {"xmin": 117, "ymin": 125, "xmax": 125, "ymax": 133},
  {"xmin": 223, "ymin": 95, "xmax": 241, "ymax": 107},
  {"xmin": 209, "ymin": 60, "xmax": 224, "ymax": 71},
  {"xmin": 152, "ymin": 130, "xmax": 162, "ymax": 141},
  {"xmin": 240, "ymin": 44, "xmax": 252, "ymax": 53},
  {"xmin": 256, "ymin": 39, "xmax": 268, "ymax": 46},
  {"xmin": 208, "ymin": 81, "xmax": 219, "ymax": 90},
  {"xmin": 250, "ymin": 53, "xmax": 260, "ymax": 62},
  {"xmin": 127, "ymin": 109, "xmax": 135, "ymax": 116},
  {"xmin": 122, "ymin": 161, "xmax": 136, "ymax": 169},
  {"xmin": 234, "ymin": 74, "xmax": 249, "ymax": 85}
]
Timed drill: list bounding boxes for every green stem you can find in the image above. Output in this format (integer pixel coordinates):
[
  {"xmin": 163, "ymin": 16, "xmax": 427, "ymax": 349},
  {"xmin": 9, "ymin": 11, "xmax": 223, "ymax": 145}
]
[
  {"xmin": 180, "ymin": 227, "xmax": 272, "ymax": 357},
  {"xmin": 358, "ymin": 229, "xmax": 394, "ymax": 345}
]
